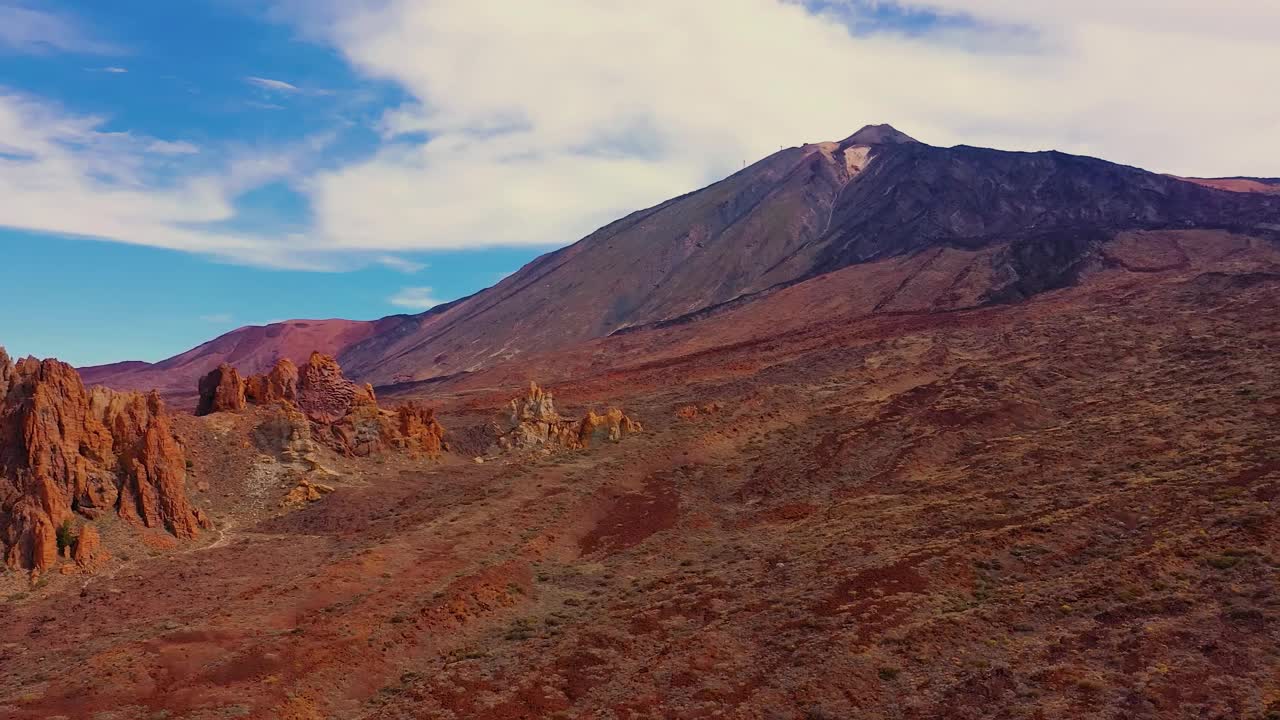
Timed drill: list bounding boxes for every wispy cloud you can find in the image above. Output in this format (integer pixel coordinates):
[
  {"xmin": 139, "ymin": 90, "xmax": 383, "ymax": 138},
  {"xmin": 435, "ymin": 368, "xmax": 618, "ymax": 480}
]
[
  {"xmin": 388, "ymin": 287, "xmax": 442, "ymax": 310},
  {"xmin": 245, "ymin": 76, "xmax": 332, "ymax": 97},
  {"xmin": 246, "ymin": 76, "xmax": 301, "ymax": 93},
  {"xmin": 374, "ymin": 255, "xmax": 426, "ymax": 273},
  {"xmin": 147, "ymin": 139, "xmax": 200, "ymax": 155},
  {"xmin": 199, "ymin": 313, "xmax": 234, "ymax": 323},
  {"xmin": 0, "ymin": 5, "xmax": 121, "ymax": 55},
  {"xmin": 89, "ymin": 66, "xmax": 128, "ymax": 74}
]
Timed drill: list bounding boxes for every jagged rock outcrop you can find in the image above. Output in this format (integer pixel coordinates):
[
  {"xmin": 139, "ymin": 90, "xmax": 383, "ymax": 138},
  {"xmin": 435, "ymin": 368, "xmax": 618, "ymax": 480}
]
[
  {"xmin": 196, "ymin": 363, "xmax": 246, "ymax": 416},
  {"xmin": 498, "ymin": 382, "xmax": 641, "ymax": 452},
  {"xmin": 297, "ymin": 352, "xmax": 358, "ymax": 425},
  {"xmin": 0, "ymin": 349, "xmax": 209, "ymax": 573},
  {"xmin": 245, "ymin": 358, "xmax": 299, "ymax": 405},
  {"xmin": 199, "ymin": 352, "xmax": 447, "ymax": 461},
  {"xmin": 108, "ymin": 390, "xmax": 212, "ymax": 538}
]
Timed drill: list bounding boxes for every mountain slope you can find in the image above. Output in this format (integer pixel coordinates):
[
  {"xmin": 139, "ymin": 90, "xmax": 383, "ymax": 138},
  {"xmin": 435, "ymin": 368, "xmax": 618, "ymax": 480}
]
[{"xmin": 339, "ymin": 125, "xmax": 1280, "ymax": 385}]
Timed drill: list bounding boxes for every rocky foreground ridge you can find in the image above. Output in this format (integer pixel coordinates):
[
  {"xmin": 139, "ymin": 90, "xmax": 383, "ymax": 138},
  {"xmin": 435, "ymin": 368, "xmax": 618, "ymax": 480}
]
[
  {"xmin": 196, "ymin": 351, "xmax": 446, "ymax": 460},
  {"xmin": 0, "ymin": 347, "xmax": 210, "ymax": 574}
]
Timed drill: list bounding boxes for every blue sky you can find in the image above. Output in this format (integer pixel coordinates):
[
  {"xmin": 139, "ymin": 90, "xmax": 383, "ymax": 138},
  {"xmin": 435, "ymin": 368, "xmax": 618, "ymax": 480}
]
[{"xmin": 1, "ymin": 0, "xmax": 1277, "ymax": 366}]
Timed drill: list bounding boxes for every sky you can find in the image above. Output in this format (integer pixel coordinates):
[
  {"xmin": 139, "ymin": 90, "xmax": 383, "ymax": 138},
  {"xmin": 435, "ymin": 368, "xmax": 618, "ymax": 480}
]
[{"xmin": 1, "ymin": 1, "xmax": 1278, "ymax": 366}]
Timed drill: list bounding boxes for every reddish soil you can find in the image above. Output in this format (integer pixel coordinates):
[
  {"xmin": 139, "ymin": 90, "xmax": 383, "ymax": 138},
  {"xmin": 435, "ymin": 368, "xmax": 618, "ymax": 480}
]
[{"xmin": 2, "ymin": 231, "xmax": 1279, "ymax": 719}]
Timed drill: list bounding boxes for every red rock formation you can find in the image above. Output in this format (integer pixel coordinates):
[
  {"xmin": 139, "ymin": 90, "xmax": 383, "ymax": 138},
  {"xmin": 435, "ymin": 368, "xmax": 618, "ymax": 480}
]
[
  {"xmin": 499, "ymin": 382, "xmax": 641, "ymax": 451},
  {"xmin": 195, "ymin": 363, "xmax": 246, "ymax": 416},
  {"xmin": 297, "ymin": 352, "xmax": 357, "ymax": 424},
  {"xmin": 201, "ymin": 352, "xmax": 447, "ymax": 461},
  {"xmin": 325, "ymin": 389, "xmax": 391, "ymax": 457},
  {"xmin": 108, "ymin": 391, "xmax": 211, "ymax": 538},
  {"xmin": 0, "ymin": 349, "xmax": 208, "ymax": 572},
  {"xmin": 245, "ymin": 358, "xmax": 298, "ymax": 405},
  {"xmin": 72, "ymin": 523, "xmax": 108, "ymax": 570},
  {"xmin": 396, "ymin": 402, "xmax": 446, "ymax": 459}
]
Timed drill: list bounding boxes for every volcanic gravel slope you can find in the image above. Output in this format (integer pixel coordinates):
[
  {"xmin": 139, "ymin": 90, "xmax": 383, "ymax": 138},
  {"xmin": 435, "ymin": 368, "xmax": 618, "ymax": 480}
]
[{"xmin": 1, "ymin": 230, "xmax": 1278, "ymax": 719}]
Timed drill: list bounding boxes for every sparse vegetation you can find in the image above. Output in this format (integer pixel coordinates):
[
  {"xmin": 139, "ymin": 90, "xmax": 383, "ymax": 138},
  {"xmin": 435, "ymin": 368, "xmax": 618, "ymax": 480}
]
[{"xmin": 55, "ymin": 518, "xmax": 76, "ymax": 553}]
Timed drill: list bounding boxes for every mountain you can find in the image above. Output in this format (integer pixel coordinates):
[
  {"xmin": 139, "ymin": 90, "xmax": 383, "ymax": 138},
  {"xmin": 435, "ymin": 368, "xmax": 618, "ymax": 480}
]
[
  {"xmin": 80, "ymin": 318, "xmax": 407, "ymax": 408},
  {"xmin": 337, "ymin": 124, "xmax": 1280, "ymax": 385},
  {"xmin": 82, "ymin": 124, "xmax": 1280, "ymax": 395}
]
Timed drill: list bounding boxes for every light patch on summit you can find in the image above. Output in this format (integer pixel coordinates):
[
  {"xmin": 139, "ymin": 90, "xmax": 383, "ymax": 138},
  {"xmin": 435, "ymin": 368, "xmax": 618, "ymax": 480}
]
[
  {"xmin": 842, "ymin": 145, "xmax": 872, "ymax": 176},
  {"xmin": 804, "ymin": 141, "xmax": 873, "ymax": 179}
]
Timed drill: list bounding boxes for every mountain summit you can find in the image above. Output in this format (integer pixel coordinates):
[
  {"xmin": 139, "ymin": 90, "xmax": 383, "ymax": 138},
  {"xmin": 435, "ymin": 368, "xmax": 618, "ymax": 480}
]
[{"xmin": 841, "ymin": 123, "xmax": 919, "ymax": 145}]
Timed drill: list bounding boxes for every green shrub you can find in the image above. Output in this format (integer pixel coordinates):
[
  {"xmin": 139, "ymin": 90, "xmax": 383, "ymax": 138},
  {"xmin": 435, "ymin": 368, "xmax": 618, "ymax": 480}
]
[{"xmin": 55, "ymin": 519, "xmax": 76, "ymax": 553}]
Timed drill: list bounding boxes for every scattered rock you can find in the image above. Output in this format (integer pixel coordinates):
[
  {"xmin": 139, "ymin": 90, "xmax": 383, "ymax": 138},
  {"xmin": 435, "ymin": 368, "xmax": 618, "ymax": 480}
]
[{"xmin": 676, "ymin": 402, "xmax": 722, "ymax": 420}]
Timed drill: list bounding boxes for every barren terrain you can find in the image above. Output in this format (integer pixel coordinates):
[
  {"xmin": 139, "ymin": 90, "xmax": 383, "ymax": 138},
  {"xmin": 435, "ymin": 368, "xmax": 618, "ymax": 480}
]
[{"xmin": 2, "ymin": 231, "xmax": 1278, "ymax": 719}]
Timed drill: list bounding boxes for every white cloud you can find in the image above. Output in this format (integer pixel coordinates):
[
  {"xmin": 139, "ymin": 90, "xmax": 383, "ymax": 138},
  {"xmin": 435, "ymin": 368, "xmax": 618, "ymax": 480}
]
[
  {"xmin": 147, "ymin": 139, "xmax": 200, "ymax": 155},
  {"xmin": 0, "ymin": 89, "xmax": 328, "ymax": 269},
  {"xmin": 388, "ymin": 286, "xmax": 443, "ymax": 310},
  {"xmin": 1, "ymin": 1, "xmax": 1279, "ymax": 271},
  {"xmin": 285, "ymin": 0, "xmax": 1280, "ymax": 255},
  {"xmin": 246, "ymin": 76, "xmax": 301, "ymax": 93},
  {"xmin": 95, "ymin": 66, "xmax": 128, "ymax": 73},
  {"xmin": 199, "ymin": 313, "xmax": 234, "ymax": 323},
  {"xmin": 0, "ymin": 4, "xmax": 120, "ymax": 55}
]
